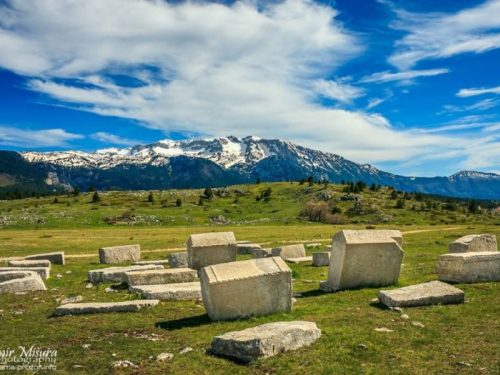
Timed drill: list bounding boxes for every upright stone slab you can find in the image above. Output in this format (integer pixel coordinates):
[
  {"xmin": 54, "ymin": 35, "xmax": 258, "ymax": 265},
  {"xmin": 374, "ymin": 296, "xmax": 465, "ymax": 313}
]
[
  {"xmin": 436, "ymin": 252, "xmax": 500, "ymax": 283},
  {"xmin": 449, "ymin": 234, "xmax": 497, "ymax": 254},
  {"xmin": 187, "ymin": 232, "xmax": 237, "ymax": 271},
  {"xmin": 271, "ymin": 244, "xmax": 306, "ymax": 260},
  {"xmin": 125, "ymin": 268, "xmax": 197, "ymax": 286},
  {"xmin": 0, "ymin": 267, "xmax": 50, "ymax": 280},
  {"xmin": 167, "ymin": 252, "xmax": 188, "ymax": 268},
  {"xmin": 211, "ymin": 321, "xmax": 321, "ymax": 362},
  {"xmin": 8, "ymin": 260, "xmax": 51, "ymax": 268},
  {"xmin": 378, "ymin": 281, "xmax": 465, "ymax": 308},
  {"xmin": 54, "ymin": 300, "xmax": 159, "ymax": 316},
  {"xmin": 237, "ymin": 244, "xmax": 262, "ymax": 255},
  {"xmin": 312, "ymin": 252, "xmax": 330, "ymax": 267},
  {"xmin": 320, "ymin": 230, "xmax": 404, "ymax": 292},
  {"xmin": 88, "ymin": 265, "xmax": 164, "ymax": 284},
  {"xmin": 200, "ymin": 257, "xmax": 292, "ymax": 321},
  {"xmin": 0, "ymin": 271, "xmax": 46, "ymax": 294},
  {"xmin": 26, "ymin": 252, "xmax": 65, "ymax": 265},
  {"xmin": 130, "ymin": 282, "xmax": 201, "ymax": 301},
  {"xmin": 99, "ymin": 244, "xmax": 140, "ymax": 264},
  {"xmin": 253, "ymin": 248, "xmax": 271, "ymax": 259}
]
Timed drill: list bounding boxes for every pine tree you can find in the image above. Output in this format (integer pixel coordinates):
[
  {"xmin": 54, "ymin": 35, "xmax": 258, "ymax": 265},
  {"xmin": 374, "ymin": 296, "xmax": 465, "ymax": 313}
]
[
  {"xmin": 148, "ymin": 192, "xmax": 155, "ymax": 204},
  {"xmin": 198, "ymin": 198, "xmax": 204, "ymax": 206},
  {"xmin": 307, "ymin": 176, "xmax": 314, "ymax": 186},
  {"xmin": 256, "ymin": 178, "xmax": 262, "ymax": 184},
  {"xmin": 53, "ymin": 197, "xmax": 59, "ymax": 204},
  {"xmin": 176, "ymin": 198, "xmax": 182, "ymax": 207},
  {"xmin": 92, "ymin": 191, "xmax": 100, "ymax": 203},
  {"xmin": 203, "ymin": 187, "xmax": 214, "ymax": 199}
]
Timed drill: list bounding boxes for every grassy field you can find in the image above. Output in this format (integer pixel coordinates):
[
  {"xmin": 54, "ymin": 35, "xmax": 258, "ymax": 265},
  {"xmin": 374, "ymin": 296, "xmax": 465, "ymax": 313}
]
[{"xmin": 0, "ymin": 223, "xmax": 499, "ymax": 374}]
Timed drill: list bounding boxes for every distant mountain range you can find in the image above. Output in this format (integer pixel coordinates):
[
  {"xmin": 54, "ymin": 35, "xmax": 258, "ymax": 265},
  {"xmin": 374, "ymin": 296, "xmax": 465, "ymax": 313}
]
[{"xmin": 1, "ymin": 135, "xmax": 500, "ymax": 199}]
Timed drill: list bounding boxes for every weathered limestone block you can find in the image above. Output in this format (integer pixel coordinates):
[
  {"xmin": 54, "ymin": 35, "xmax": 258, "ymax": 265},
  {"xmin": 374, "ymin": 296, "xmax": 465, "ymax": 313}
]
[
  {"xmin": 133, "ymin": 260, "xmax": 169, "ymax": 266},
  {"xmin": 54, "ymin": 300, "xmax": 159, "ymax": 316},
  {"xmin": 0, "ymin": 271, "xmax": 46, "ymax": 294},
  {"xmin": 253, "ymin": 248, "xmax": 271, "ymax": 259},
  {"xmin": 211, "ymin": 321, "xmax": 321, "ymax": 362},
  {"xmin": 271, "ymin": 244, "xmax": 306, "ymax": 260},
  {"xmin": 378, "ymin": 281, "xmax": 465, "ymax": 308},
  {"xmin": 8, "ymin": 260, "xmax": 51, "ymax": 268},
  {"xmin": 286, "ymin": 256, "xmax": 313, "ymax": 264},
  {"xmin": 449, "ymin": 234, "xmax": 497, "ymax": 254},
  {"xmin": 436, "ymin": 252, "xmax": 500, "ymax": 283},
  {"xmin": 26, "ymin": 252, "xmax": 65, "ymax": 265},
  {"xmin": 130, "ymin": 282, "xmax": 201, "ymax": 301},
  {"xmin": 320, "ymin": 230, "xmax": 404, "ymax": 292},
  {"xmin": 312, "ymin": 252, "xmax": 330, "ymax": 267},
  {"xmin": 187, "ymin": 232, "xmax": 237, "ymax": 270},
  {"xmin": 125, "ymin": 268, "xmax": 197, "ymax": 286},
  {"xmin": 88, "ymin": 265, "xmax": 164, "ymax": 284},
  {"xmin": 167, "ymin": 252, "xmax": 188, "ymax": 268},
  {"xmin": 237, "ymin": 244, "xmax": 262, "ymax": 255},
  {"xmin": 237, "ymin": 241, "xmax": 252, "ymax": 245},
  {"xmin": 200, "ymin": 257, "xmax": 292, "ymax": 321},
  {"xmin": 99, "ymin": 244, "xmax": 140, "ymax": 264},
  {"xmin": 0, "ymin": 267, "xmax": 50, "ymax": 280}
]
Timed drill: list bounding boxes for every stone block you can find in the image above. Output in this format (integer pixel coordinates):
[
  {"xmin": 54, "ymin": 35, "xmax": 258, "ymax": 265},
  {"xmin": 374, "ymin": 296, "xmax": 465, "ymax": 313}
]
[
  {"xmin": 133, "ymin": 260, "xmax": 170, "ymax": 266},
  {"xmin": 54, "ymin": 300, "xmax": 159, "ymax": 316},
  {"xmin": 88, "ymin": 265, "xmax": 164, "ymax": 284},
  {"xmin": 320, "ymin": 230, "xmax": 404, "ymax": 292},
  {"xmin": 125, "ymin": 268, "xmax": 197, "ymax": 286},
  {"xmin": 378, "ymin": 281, "xmax": 465, "ymax": 308},
  {"xmin": 312, "ymin": 252, "xmax": 330, "ymax": 267},
  {"xmin": 237, "ymin": 241, "xmax": 252, "ymax": 245},
  {"xmin": 99, "ymin": 244, "xmax": 140, "ymax": 264},
  {"xmin": 237, "ymin": 244, "xmax": 262, "ymax": 255},
  {"xmin": 26, "ymin": 252, "xmax": 65, "ymax": 265},
  {"xmin": 436, "ymin": 252, "xmax": 500, "ymax": 283},
  {"xmin": 8, "ymin": 260, "xmax": 51, "ymax": 268},
  {"xmin": 130, "ymin": 282, "xmax": 201, "ymax": 301},
  {"xmin": 271, "ymin": 244, "xmax": 306, "ymax": 260},
  {"xmin": 253, "ymin": 248, "xmax": 271, "ymax": 259},
  {"xmin": 0, "ymin": 267, "xmax": 50, "ymax": 280},
  {"xmin": 285, "ymin": 256, "xmax": 313, "ymax": 264},
  {"xmin": 167, "ymin": 252, "xmax": 188, "ymax": 268},
  {"xmin": 449, "ymin": 234, "xmax": 497, "ymax": 254},
  {"xmin": 187, "ymin": 232, "xmax": 237, "ymax": 270},
  {"xmin": 211, "ymin": 321, "xmax": 321, "ymax": 362},
  {"xmin": 200, "ymin": 257, "xmax": 292, "ymax": 321},
  {"xmin": 0, "ymin": 271, "xmax": 46, "ymax": 294}
]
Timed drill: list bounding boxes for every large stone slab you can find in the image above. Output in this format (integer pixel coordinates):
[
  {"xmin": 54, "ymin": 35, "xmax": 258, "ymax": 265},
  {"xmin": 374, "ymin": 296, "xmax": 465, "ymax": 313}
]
[
  {"xmin": 449, "ymin": 234, "xmax": 497, "ymax": 254},
  {"xmin": 167, "ymin": 252, "xmax": 188, "ymax": 268},
  {"xmin": 253, "ymin": 248, "xmax": 271, "ymax": 259},
  {"xmin": 211, "ymin": 321, "xmax": 321, "ymax": 362},
  {"xmin": 200, "ymin": 257, "xmax": 292, "ymax": 321},
  {"xmin": 88, "ymin": 265, "xmax": 164, "ymax": 284},
  {"xmin": 0, "ymin": 271, "xmax": 46, "ymax": 294},
  {"xmin": 133, "ymin": 260, "xmax": 169, "ymax": 266},
  {"xmin": 130, "ymin": 282, "xmax": 201, "ymax": 301},
  {"xmin": 237, "ymin": 244, "xmax": 262, "ymax": 255},
  {"xmin": 285, "ymin": 256, "xmax": 313, "ymax": 264},
  {"xmin": 99, "ymin": 244, "xmax": 140, "ymax": 264},
  {"xmin": 378, "ymin": 281, "xmax": 465, "ymax": 308},
  {"xmin": 26, "ymin": 252, "xmax": 65, "ymax": 265},
  {"xmin": 436, "ymin": 252, "xmax": 500, "ymax": 283},
  {"xmin": 125, "ymin": 268, "xmax": 197, "ymax": 286},
  {"xmin": 320, "ymin": 230, "xmax": 404, "ymax": 292},
  {"xmin": 8, "ymin": 260, "xmax": 51, "ymax": 268},
  {"xmin": 271, "ymin": 244, "xmax": 306, "ymax": 260},
  {"xmin": 312, "ymin": 252, "xmax": 330, "ymax": 267},
  {"xmin": 187, "ymin": 232, "xmax": 237, "ymax": 270},
  {"xmin": 0, "ymin": 267, "xmax": 50, "ymax": 280},
  {"xmin": 54, "ymin": 300, "xmax": 159, "ymax": 316}
]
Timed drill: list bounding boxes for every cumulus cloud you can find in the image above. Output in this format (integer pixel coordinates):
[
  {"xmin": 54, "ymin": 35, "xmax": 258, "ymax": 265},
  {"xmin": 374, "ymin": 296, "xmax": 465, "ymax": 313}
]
[
  {"xmin": 0, "ymin": 127, "xmax": 83, "ymax": 148},
  {"xmin": 360, "ymin": 69, "xmax": 449, "ymax": 84},
  {"xmin": 90, "ymin": 132, "xmax": 141, "ymax": 146},
  {"xmin": 457, "ymin": 85, "xmax": 500, "ymax": 97}
]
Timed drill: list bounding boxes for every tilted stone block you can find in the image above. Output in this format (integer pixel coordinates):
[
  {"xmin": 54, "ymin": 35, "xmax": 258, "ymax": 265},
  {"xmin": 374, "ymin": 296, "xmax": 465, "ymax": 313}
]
[
  {"xmin": 312, "ymin": 252, "xmax": 330, "ymax": 267},
  {"xmin": 99, "ymin": 244, "xmax": 140, "ymax": 264},
  {"xmin": 130, "ymin": 282, "xmax": 201, "ymax": 301},
  {"xmin": 200, "ymin": 257, "xmax": 292, "ymax": 321},
  {"xmin": 237, "ymin": 244, "xmax": 262, "ymax": 255},
  {"xmin": 88, "ymin": 265, "xmax": 164, "ymax": 284},
  {"xmin": 0, "ymin": 267, "xmax": 50, "ymax": 280},
  {"xmin": 449, "ymin": 234, "xmax": 497, "ymax": 254},
  {"xmin": 8, "ymin": 260, "xmax": 51, "ymax": 268},
  {"xmin": 54, "ymin": 300, "xmax": 159, "ymax": 316},
  {"xmin": 0, "ymin": 271, "xmax": 46, "ymax": 294},
  {"xmin": 436, "ymin": 252, "xmax": 500, "ymax": 283},
  {"xmin": 211, "ymin": 321, "xmax": 321, "ymax": 362},
  {"xmin": 167, "ymin": 252, "xmax": 188, "ymax": 268},
  {"xmin": 187, "ymin": 232, "xmax": 237, "ymax": 270},
  {"xmin": 378, "ymin": 281, "xmax": 465, "ymax": 308},
  {"xmin": 125, "ymin": 268, "xmax": 197, "ymax": 286},
  {"xmin": 271, "ymin": 244, "xmax": 306, "ymax": 260},
  {"xmin": 253, "ymin": 248, "xmax": 271, "ymax": 259},
  {"xmin": 133, "ymin": 260, "xmax": 169, "ymax": 266},
  {"xmin": 320, "ymin": 230, "xmax": 404, "ymax": 292},
  {"xmin": 26, "ymin": 252, "xmax": 65, "ymax": 265}
]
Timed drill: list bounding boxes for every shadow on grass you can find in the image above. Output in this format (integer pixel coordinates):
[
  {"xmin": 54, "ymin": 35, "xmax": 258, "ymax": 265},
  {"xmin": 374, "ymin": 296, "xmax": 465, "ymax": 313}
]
[
  {"xmin": 370, "ymin": 301, "xmax": 390, "ymax": 310},
  {"xmin": 205, "ymin": 350, "xmax": 250, "ymax": 366},
  {"xmin": 298, "ymin": 289, "xmax": 325, "ymax": 298},
  {"xmin": 155, "ymin": 314, "xmax": 212, "ymax": 331}
]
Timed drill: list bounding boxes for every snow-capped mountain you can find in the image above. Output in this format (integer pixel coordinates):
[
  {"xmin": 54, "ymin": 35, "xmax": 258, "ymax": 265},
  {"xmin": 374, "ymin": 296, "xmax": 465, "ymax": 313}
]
[{"xmin": 2, "ymin": 135, "xmax": 500, "ymax": 199}]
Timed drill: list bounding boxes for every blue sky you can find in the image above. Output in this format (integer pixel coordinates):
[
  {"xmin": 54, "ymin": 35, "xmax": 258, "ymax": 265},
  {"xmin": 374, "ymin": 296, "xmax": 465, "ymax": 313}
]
[{"xmin": 1, "ymin": 0, "xmax": 500, "ymax": 177}]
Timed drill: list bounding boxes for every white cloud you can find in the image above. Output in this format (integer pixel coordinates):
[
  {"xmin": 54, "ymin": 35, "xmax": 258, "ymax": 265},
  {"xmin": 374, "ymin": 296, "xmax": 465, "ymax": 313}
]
[
  {"xmin": 387, "ymin": 0, "xmax": 500, "ymax": 69},
  {"xmin": 439, "ymin": 98, "xmax": 500, "ymax": 114},
  {"xmin": 0, "ymin": 127, "xmax": 83, "ymax": 148},
  {"xmin": 90, "ymin": 132, "xmax": 141, "ymax": 146},
  {"xmin": 312, "ymin": 79, "xmax": 364, "ymax": 103},
  {"xmin": 366, "ymin": 97, "xmax": 386, "ymax": 109},
  {"xmin": 360, "ymin": 69, "xmax": 449, "ymax": 84},
  {"xmin": 457, "ymin": 86, "xmax": 500, "ymax": 97}
]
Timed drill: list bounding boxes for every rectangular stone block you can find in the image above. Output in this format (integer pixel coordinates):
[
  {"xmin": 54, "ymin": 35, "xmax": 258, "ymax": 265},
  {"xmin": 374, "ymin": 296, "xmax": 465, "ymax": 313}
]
[
  {"xmin": 8, "ymin": 260, "xmax": 51, "ymax": 268},
  {"xmin": 167, "ymin": 252, "xmax": 188, "ymax": 268},
  {"xmin": 125, "ymin": 268, "xmax": 197, "ymax": 286},
  {"xmin": 312, "ymin": 252, "xmax": 330, "ymax": 267},
  {"xmin": 200, "ymin": 257, "xmax": 292, "ymax": 321},
  {"xmin": 286, "ymin": 256, "xmax": 313, "ymax": 264},
  {"xmin": 187, "ymin": 232, "xmax": 237, "ymax": 270},
  {"xmin": 99, "ymin": 244, "xmax": 140, "ymax": 264},
  {"xmin": 449, "ymin": 234, "xmax": 497, "ymax": 253},
  {"xmin": 271, "ymin": 244, "xmax": 306, "ymax": 260},
  {"xmin": 133, "ymin": 260, "xmax": 169, "ymax": 266},
  {"xmin": 0, "ymin": 271, "xmax": 46, "ymax": 294},
  {"xmin": 54, "ymin": 300, "xmax": 159, "ymax": 316},
  {"xmin": 378, "ymin": 281, "xmax": 465, "ymax": 308},
  {"xmin": 320, "ymin": 230, "xmax": 404, "ymax": 292},
  {"xmin": 253, "ymin": 248, "xmax": 271, "ymax": 259},
  {"xmin": 26, "ymin": 252, "xmax": 65, "ymax": 265},
  {"xmin": 130, "ymin": 282, "xmax": 201, "ymax": 301},
  {"xmin": 0, "ymin": 267, "xmax": 50, "ymax": 280},
  {"xmin": 237, "ymin": 244, "xmax": 262, "ymax": 255},
  {"xmin": 88, "ymin": 265, "xmax": 164, "ymax": 284},
  {"xmin": 436, "ymin": 252, "xmax": 500, "ymax": 283},
  {"xmin": 211, "ymin": 321, "xmax": 321, "ymax": 362}
]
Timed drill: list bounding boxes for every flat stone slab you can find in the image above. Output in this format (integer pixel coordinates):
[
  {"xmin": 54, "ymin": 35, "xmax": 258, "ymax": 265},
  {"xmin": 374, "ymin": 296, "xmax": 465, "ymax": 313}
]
[
  {"xmin": 0, "ymin": 271, "xmax": 46, "ymax": 294},
  {"xmin": 0, "ymin": 267, "xmax": 50, "ymax": 280},
  {"xmin": 237, "ymin": 244, "xmax": 262, "ymax": 255},
  {"xmin": 449, "ymin": 234, "xmax": 497, "ymax": 254},
  {"xmin": 272, "ymin": 244, "xmax": 306, "ymax": 260},
  {"xmin": 88, "ymin": 265, "xmax": 164, "ymax": 284},
  {"xmin": 188, "ymin": 232, "xmax": 237, "ymax": 270},
  {"xmin": 133, "ymin": 260, "xmax": 170, "ymax": 266},
  {"xmin": 99, "ymin": 244, "xmax": 140, "ymax": 264},
  {"xmin": 26, "ymin": 252, "xmax": 65, "ymax": 265},
  {"xmin": 436, "ymin": 252, "xmax": 500, "ymax": 283},
  {"xmin": 130, "ymin": 282, "xmax": 201, "ymax": 301},
  {"xmin": 312, "ymin": 252, "xmax": 330, "ymax": 267},
  {"xmin": 167, "ymin": 252, "xmax": 188, "ymax": 268},
  {"xmin": 125, "ymin": 268, "xmax": 197, "ymax": 286},
  {"xmin": 285, "ymin": 256, "xmax": 313, "ymax": 264},
  {"xmin": 8, "ymin": 260, "xmax": 51, "ymax": 268},
  {"xmin": 54, "ymin": 300, "xmax": 159, "ymax": 316},
  {"xmin": 211, "ymin": 321, "xmax": 321, "ymax": 362},
  {"xmin": 378, "ymin": 281, "xmax": 465, "ymax": 308}
]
